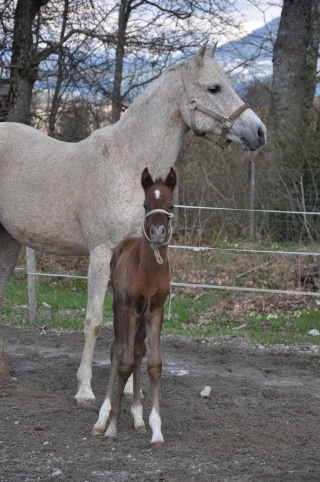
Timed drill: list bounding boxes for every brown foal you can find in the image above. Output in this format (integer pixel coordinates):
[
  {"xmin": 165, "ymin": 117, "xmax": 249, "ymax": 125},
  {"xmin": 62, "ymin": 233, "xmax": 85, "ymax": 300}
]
[{"xmin": 92, "ymin": 167, "xmax": 176, "ymax": 446}]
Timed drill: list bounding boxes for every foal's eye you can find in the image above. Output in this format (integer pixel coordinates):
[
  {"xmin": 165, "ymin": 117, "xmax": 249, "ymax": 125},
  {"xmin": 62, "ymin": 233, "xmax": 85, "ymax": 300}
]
[
  {"xmin": 143, "ymin": 203, "xmax": 147, "ymax": 211},
  {"xmin": 208, "ymin": 85, "xmax": 221, "ymax": 94},
  {"xmin": 169, "ymin": 204, "xmax": 174, "ymax": 210}
]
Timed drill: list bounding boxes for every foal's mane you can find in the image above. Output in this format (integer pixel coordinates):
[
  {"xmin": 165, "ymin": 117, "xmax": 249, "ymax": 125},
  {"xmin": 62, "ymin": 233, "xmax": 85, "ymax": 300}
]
[{"xmin": 154, "ymin": 176, "xmax": 164, "ymax": 185}]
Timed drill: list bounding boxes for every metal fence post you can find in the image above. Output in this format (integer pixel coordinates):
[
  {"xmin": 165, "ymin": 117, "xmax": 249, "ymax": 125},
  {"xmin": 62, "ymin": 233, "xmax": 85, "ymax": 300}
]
[
  {"xmin": 248, "ymin": 158, "xmax": 256, "ymax": 239},
  {"xmin": 26, "ymin": 247, "xmax": 37, "ymax": 324}
]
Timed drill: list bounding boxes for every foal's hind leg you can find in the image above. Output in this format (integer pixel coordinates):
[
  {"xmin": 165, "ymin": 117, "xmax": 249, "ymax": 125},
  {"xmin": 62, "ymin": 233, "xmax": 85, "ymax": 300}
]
[
  {"xmin": 131, "ymin": 319, "xmax": 147, "ymax": 433},
  {"xmin": 0, "ymin": 225, "xmax": 21, "ymax": 379},
  {"xmin": 105, "ymin": 310, "xmax": 137, "ymax": 440},
  {"xmin": 147, "ymin": 308, "xmax": 164, "ymax": 446},
  {"xmin": 91, "ymin": 340, "xmax": 119, "ymax": 436}
]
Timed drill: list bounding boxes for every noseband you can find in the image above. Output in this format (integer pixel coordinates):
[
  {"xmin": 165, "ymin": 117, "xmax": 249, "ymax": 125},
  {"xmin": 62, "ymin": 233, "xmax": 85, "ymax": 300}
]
[
  {"xmin": 143, "ymin": 208, "xmax": 174, "ymax": 264},
  {"xmin": 181, "ymin": 63, "xmax": 251, "ymax": 149}
]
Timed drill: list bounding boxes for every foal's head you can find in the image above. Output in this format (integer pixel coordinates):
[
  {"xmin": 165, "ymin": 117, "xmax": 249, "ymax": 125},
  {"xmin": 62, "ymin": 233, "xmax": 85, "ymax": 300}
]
[{"xmin": 141, "ymin": 167, "xmax": 177, "ymax": 248}]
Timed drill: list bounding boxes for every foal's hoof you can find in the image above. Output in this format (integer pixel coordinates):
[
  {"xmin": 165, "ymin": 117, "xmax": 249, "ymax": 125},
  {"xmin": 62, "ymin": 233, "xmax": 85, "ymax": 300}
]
[
  {"xmin": 103, "ymin": 435, "xmax": 117, "ymax": 443},
  {"xmin": 151, "ymin": 440, "xmax": 164, "ymax": 449},
  {"xmin": 91, "ymin": 427, "xmax": 103, "ymax": 437},
  {"xmin": 135, "ymin": 425, "xmax": 147, "ymax": 434}
]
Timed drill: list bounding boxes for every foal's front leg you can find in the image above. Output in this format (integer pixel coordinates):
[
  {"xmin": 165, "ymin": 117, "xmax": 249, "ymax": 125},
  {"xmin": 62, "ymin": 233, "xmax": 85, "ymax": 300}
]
[
  {"xmin": 75, "ymin": 245, "xmax": 112, "ymax": 407},
  {"xmin": 147, "ymin": 308, "xmax": 164, "ymax": 446}
]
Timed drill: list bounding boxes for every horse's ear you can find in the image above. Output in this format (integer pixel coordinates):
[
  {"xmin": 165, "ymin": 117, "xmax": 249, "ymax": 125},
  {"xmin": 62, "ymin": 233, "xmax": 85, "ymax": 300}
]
[
  {"xmin": 141, "ymin": 167, "xmax": 154, "ymax": 190},
  {"xmin": 196, "ymin": 40, "xmax": 209, "ymax": 66},
  {"xmin": 207, "ymin": 42, "xmax": 218, "ymax": 58},
  {"xmin": 165, "ymin": 167, "xmax": 177, "ymax": 191}
]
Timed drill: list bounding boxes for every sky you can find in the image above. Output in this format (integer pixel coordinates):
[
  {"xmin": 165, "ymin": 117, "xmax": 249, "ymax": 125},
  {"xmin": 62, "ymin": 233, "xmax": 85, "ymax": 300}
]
[{"xmin": 237, "ymin": 1, "xmax": 282, "ymax": 34}]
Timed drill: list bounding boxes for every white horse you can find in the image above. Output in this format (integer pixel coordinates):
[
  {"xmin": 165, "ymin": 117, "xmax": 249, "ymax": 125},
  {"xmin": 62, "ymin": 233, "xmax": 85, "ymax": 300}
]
[{"xmin": 0, "ymin": 43, "xmax": 266, "ymax": 406}]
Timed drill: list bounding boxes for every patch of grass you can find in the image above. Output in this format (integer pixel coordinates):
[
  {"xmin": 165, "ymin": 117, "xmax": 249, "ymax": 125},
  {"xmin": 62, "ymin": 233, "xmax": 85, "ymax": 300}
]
[
  {"xmin": 2, "ymin": 273, "xmax": 113, "ymax": 330},
  {"xmin": 242, "ymin": 310, "xmax": 320, "ymax": 346},
  {"xmin": 3, "ymin": 250, "xmax": 320, "ymax": 348}
]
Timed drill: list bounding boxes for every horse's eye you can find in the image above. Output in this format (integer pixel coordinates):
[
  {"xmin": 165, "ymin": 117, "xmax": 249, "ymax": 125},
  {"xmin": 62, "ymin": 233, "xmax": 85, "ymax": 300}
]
[{"xmin": 208, "ymin": 85, "xmax": 221, "ymax": 94}]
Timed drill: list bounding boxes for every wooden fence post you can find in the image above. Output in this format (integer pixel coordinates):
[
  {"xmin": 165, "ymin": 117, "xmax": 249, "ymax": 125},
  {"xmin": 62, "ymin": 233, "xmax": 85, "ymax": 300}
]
[{"xmin": 26, "ymin": 247, "xmax": 37, "ymax": 324}]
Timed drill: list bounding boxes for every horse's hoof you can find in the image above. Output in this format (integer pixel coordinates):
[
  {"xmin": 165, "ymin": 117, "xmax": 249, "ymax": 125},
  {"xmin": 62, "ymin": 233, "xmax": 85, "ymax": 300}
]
[
  {"xmin": 135, "ymin": 425, "xmax": 147, "ymax": 434},
  {"xmin": 74, "ymin": 396, "xmax": 96, "ymax": 408},
  {"xmin": 91, "ymin": 427, "xmax": 103, "ymax": 437}
]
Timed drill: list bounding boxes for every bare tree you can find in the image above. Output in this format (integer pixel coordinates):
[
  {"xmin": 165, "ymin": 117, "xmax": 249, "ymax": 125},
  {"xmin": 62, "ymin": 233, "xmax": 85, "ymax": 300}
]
[
  {"xmin": 270, "ymin": 0, "xmax": 320, "ymax": 135},
  {"xmin": 6, "ymin": 0, "xmax": 49, "ymax": 124}
]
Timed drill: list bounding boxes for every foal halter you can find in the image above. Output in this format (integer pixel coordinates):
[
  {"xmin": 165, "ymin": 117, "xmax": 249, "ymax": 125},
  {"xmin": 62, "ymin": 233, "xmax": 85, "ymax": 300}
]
[
  {"xmin": 143, "ymin": 208, "xmax": 174, "ymax": 265},
  {"xmin": 181, "ymin": 63, "xmax": 251, "ymax": 149}
]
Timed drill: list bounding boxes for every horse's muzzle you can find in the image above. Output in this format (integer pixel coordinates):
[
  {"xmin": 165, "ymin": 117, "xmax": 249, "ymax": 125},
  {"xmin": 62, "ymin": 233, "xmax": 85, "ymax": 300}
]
[{"xmin": 241, "ymin": 124, "xmax": 267, "ymax": 151}]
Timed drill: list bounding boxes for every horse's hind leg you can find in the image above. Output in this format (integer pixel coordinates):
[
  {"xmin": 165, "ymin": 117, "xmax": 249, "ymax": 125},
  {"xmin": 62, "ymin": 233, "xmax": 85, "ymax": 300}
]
[{"xmin": 0, "ymin": 224, "xmax": 21, "ymax": 379}]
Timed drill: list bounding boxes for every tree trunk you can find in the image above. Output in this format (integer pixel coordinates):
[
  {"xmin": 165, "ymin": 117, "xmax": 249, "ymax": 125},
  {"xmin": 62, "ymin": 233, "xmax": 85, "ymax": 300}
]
[
  {"xmin": 111, "ymin": 0, "xmax": 131, "ymax": 124},
  {"xmin": 1, "ymin": 0, "xmax": 47, "ymax": 380},
  {"xmin": 48, "ymin": 0, "xmax": 69, "ymax": 137},
  {"xmin": 270, "ymin": 0, "xmax": 320, "ymax": 135},
  {"xmin": 6, "ymin": 0, "xmax": 48, "ymax": 124}
]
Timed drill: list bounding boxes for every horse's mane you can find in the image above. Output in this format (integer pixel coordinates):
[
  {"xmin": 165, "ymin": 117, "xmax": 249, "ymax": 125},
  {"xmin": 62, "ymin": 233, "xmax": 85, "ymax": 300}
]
[
  {"xmin": 124, "ymin": 52, "xmax": 230, "ymax": 117},
  {"xmin": 164, "ymin": 53, "xmax": 230, "ymax": 86}
]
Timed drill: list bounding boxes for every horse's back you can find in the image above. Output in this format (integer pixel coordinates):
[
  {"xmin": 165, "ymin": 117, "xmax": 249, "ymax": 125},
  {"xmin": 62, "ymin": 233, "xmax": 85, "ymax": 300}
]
[{"xmin": 0, "ymin": 123, "xmax": 91, "ymax": 254}]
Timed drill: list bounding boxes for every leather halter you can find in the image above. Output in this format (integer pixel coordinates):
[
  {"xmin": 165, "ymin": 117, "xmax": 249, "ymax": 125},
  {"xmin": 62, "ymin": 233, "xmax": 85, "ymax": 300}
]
[{"xmin": 181, "ymin": 63, "xmax": 251, "ymax": 149}]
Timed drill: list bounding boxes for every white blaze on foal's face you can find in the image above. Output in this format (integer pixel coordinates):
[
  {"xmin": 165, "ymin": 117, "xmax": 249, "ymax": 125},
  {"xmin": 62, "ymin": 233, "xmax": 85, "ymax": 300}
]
[{"xmin": 154, "ymin": 189, "xmax": 161, "ymax": 200}]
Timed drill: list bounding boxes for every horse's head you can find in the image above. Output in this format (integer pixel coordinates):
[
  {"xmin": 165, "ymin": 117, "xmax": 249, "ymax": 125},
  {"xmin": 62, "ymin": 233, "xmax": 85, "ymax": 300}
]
[
  {"xmin": 179, "ymin": 42, "xmax": 267, "ymax": 151},
  {"xmin": 141, "ymin": 167, "xmax": 176, "ymax": 248}
]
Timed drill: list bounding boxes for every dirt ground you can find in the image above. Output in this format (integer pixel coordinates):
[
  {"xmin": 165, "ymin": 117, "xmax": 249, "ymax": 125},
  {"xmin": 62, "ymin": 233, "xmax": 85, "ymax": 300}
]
[{"xmin": 1, "ymin": 326, "xmax": 320, "ymax": 481}]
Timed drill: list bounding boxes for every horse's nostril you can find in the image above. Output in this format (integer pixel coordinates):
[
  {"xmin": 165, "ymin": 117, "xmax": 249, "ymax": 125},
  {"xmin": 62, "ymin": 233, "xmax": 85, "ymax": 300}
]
[{"xmin": 258, "ymin": 127, "xmax": 265, "ymax": 143}]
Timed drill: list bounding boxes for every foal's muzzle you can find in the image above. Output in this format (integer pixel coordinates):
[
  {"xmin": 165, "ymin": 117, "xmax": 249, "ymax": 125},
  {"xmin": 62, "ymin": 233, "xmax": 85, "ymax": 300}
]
[{"xmin": 150, "ymin": 224, "xmax": 166, "ymax": 246}]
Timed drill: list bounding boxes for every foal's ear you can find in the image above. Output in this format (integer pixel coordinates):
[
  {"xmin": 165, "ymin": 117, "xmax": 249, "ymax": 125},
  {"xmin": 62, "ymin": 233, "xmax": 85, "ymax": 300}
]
[
  {"xmin": 196, "ymin": 40, "xmax": 209, "ymax": 66},
  {"xmin": 165, "ymin": 167, "xmax": 177, "ymax": 191},
  {"xmin": 141, "ymin": 167, "xmax": 154, "ymax": 190}
]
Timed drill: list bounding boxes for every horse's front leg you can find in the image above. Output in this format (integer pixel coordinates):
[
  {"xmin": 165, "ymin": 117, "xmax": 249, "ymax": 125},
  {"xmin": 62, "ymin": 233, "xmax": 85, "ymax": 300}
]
[
  {"xmin": 147, "ymin": 307, "xmax": 164, "ymax": 446},
  {"xmin": 75, "ymin": 245, "xmax": 111, "ymax": 407}
]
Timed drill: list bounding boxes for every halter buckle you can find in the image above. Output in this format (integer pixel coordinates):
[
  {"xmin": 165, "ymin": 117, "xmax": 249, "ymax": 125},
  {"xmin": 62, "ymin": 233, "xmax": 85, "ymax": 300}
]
[
  {"xmin": 189, "ymin": 98, "xmax": 198, "ymax": 111},
  {"xmin": 223, "ymin": 117, "xmax": 233, "ymax": 129}
]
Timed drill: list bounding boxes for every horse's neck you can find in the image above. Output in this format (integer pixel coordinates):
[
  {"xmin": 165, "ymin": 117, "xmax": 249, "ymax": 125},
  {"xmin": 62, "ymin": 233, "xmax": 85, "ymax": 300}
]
[{"xmin": 112, "ymin": 69, "xmax": 188, "ymax": 176}]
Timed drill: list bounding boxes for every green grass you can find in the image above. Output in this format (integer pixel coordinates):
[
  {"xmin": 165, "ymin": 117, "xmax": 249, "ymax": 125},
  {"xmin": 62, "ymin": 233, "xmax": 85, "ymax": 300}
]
[
  {"xmin": 3, "ymin": 272, "xmax": 320, "ymax": 348},
  {"xmin": 2, "ymin": 273, "xmax": 113, "ymax": 330}
]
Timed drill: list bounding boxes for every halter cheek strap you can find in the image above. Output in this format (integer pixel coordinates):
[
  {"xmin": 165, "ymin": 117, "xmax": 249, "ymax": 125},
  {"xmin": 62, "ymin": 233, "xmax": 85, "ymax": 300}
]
[
  {"xmin": 143, "ymin": 208, "xmax": 174, "ymax": 264},
  {"xmin": 181, "ymin": 63, "xmax": 251, "ymax": 149}
]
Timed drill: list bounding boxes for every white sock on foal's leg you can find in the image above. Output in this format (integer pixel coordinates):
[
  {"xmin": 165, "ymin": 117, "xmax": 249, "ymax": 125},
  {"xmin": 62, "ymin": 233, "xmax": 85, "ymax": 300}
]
[
  {"xmin": 149, "ymin": 407, "xmax": 164, "ymax": 445},
  {"xmin": 131, "ymin": 404, "xmax": 146, "ymax": 432},
  {"xmin": 91, "ymin": 398, "xmax": 111, "ymax": 436}
]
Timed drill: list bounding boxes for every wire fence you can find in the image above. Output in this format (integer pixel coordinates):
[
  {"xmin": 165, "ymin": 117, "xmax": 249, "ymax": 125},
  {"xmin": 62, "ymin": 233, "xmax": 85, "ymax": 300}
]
[{"xmin": 12, "ymin": 205, "xmax": 320, "ymax": 325}]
